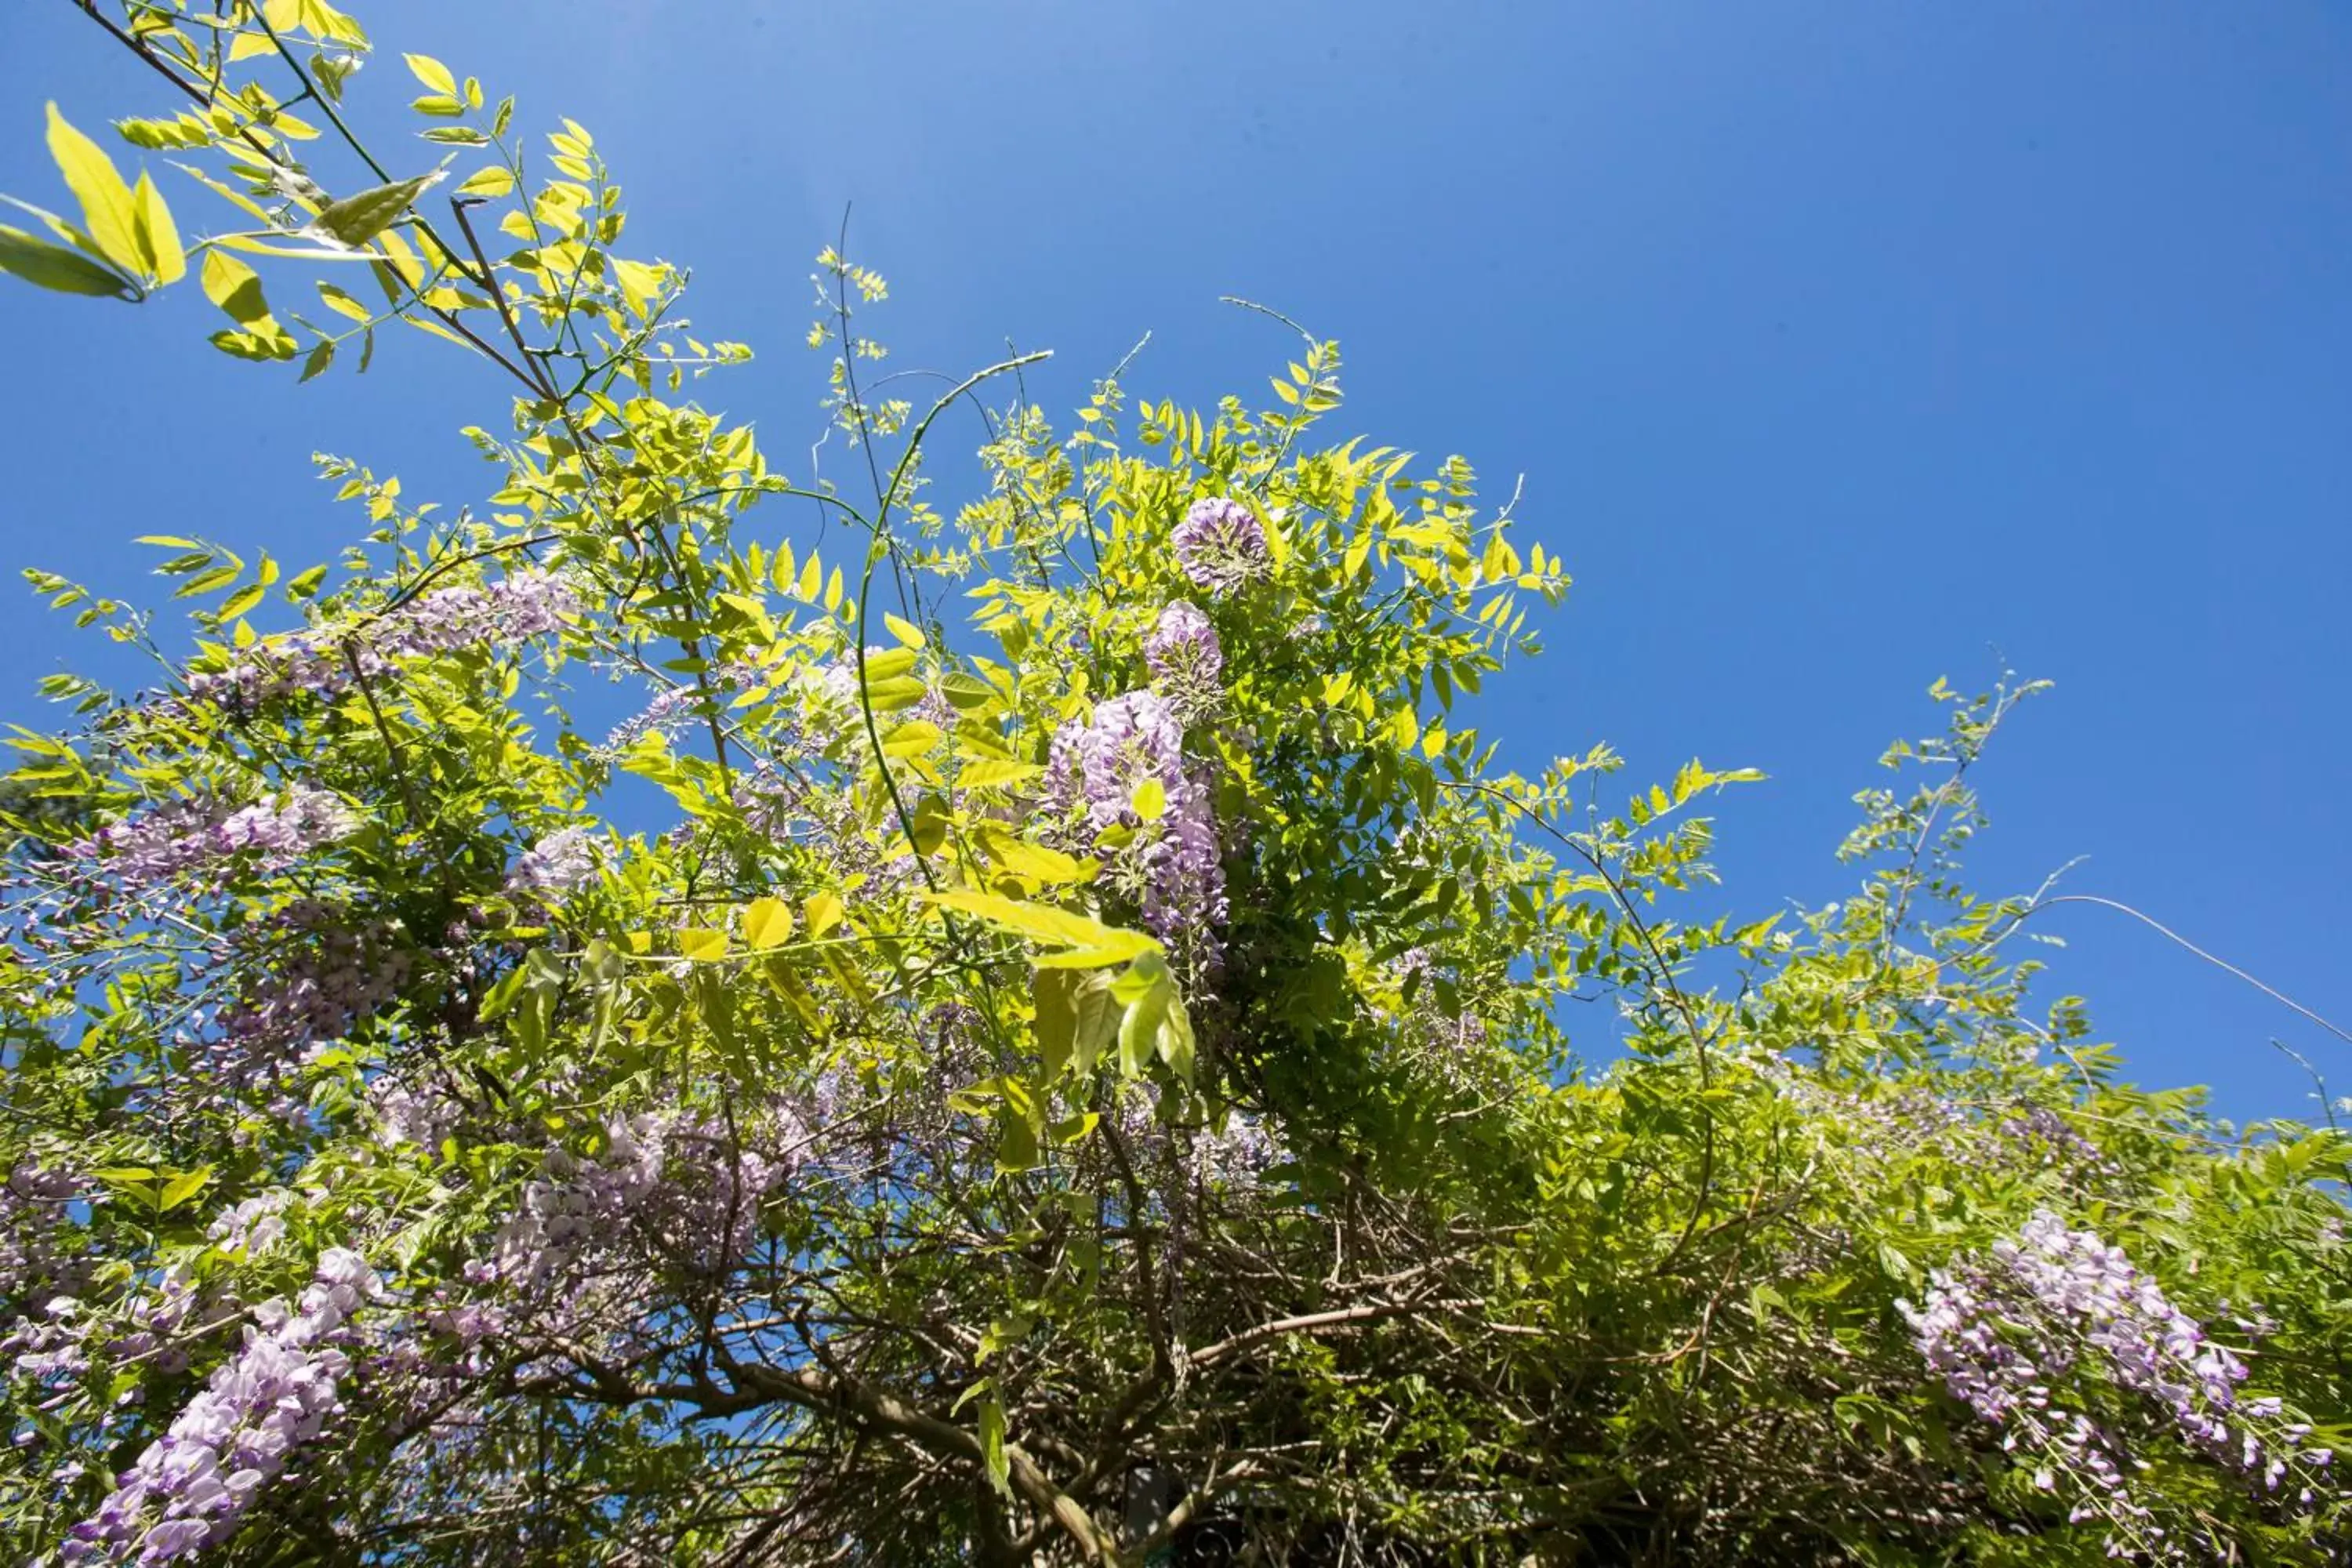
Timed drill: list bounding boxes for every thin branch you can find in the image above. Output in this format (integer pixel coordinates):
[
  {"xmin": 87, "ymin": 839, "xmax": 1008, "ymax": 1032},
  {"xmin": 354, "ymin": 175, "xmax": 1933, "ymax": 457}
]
[{"xmin": 2026, "ymin": 893, "xmax": 2352, "ymax": 1051}]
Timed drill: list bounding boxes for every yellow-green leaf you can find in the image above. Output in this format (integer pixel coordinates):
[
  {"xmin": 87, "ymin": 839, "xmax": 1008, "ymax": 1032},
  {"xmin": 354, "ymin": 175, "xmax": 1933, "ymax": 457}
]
[
  {"xmin": 130, "ymin": 171, "xmax": 183, "ymax": 285},
  {"xmin": 456, "ymin": 165, "xmax": 516, "ymax": 198},
  {"xmin": 862, "ymin": 647, "xmax": 920, "ymax": 681},
  {"xmin": 956, "ymin": 757, "xmax": 1042, "ymax": 792},
  {"xmin": 611, "ymin": 256, "xmax": 662, "ymax": 317},
  {"xmin": 201, "ymin": 249, "xmax": 270, "ymax": 325},
  {"xmin": 0, "ymin": 223, "xmax": 131, "ymax": 297},
  {"xmin": 804, "ymin": 890, "xmax": 845, "ymax": 938},
  {"xmin": 979, "ymin": 831, "xmax": 1091, "ymax": 887},
  {"xmin": 881, "ymin": 719, "xmax": 942, "ymax": 758},
  {"xmin": 314, "ymin": 171, "xmax": 444, "ymax": 249},
  {"xmin": 921, "ymin": 889, "xmax": 1158, "ymax": 967},
  {"xmin": 45, "ymin": 103, "xmax": 141, "ymax": 275},
  {"xmin": 884, "ymin": 612, "xmax": 925, "ymax": 649},
  {"xmin": 157, "ymin": 1165, "xmax": 213, "ymax": 1213},
  {"xmin": 317, "ymin": 281, "xmax": 372, "ymax": 322},
  {"xmin": 742, "ymin": 896, "xmax": 794, "ymax": 951},
  {"xmin": 402, "ymin": 53, "xmax": 456, "ymax": 94},
  {"xmin": 677, "ymin": 927, "xmax": 729, "ymax": 963}
]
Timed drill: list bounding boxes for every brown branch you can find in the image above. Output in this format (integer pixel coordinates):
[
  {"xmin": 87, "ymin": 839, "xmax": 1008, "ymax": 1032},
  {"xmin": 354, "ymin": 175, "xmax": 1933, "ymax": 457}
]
[{"xmin": 721, "ymin": 1358, "xmax": 1118, "ymax": 1564}]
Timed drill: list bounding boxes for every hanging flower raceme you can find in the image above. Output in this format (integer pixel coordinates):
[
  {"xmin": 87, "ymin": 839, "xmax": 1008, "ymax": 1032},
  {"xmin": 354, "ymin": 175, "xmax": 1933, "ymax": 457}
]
[
  {"xmin": 1045, "ymin": 689, "xmax": 1225, "ymax": 953},
  {"xmin": 60, "ymin": 788, "xmax": 354, "ymax": 898},
  {"xmin": 1170, "ymin": 496, "xmax": 1272, "ymax": 596},
  {"xmin": 1901, "ymin": 1210, "xmax": 2334, "ymax": 1553},
  {"xmin": 503, "ymin": 826, "xmax": 600, "ymax": 901},
  {"xmin": 179, "ymin": 902, "xmax": 415, "ymax": 1120},
  {"xmin": 185, "ymin": 568, "xmax": 577, "ymax": 710},
  {"xmin": 61, "ymin": 1249, "xmax": 383, "ymax": 1566},
  {"xmin": 2, "ymin": 1159, "xmax": 90, "ymax": 1308},
  {"xmin": 467, "ymin": 1107, "xmax": 800, "ymax": 1297},
  {"xmin": 1145, "ymin": 600, "xmax": 1222, "ymax": 717}
]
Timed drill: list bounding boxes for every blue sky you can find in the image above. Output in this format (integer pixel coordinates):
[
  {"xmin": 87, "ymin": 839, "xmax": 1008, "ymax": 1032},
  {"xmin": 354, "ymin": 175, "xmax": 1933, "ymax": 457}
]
[{"xmin": 1, "ymin": 2, "xmax": 2346, "ymax": 1119}]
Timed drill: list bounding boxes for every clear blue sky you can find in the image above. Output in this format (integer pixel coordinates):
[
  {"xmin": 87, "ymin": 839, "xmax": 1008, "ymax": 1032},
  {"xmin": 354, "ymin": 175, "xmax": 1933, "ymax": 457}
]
[{"xmin": 2, "ymin": 2, "xmax": 2347, "ymax": 1120}]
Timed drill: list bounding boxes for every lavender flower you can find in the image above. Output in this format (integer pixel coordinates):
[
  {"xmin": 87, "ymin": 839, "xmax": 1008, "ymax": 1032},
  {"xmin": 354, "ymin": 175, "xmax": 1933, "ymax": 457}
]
[
  {"xmin": 1144, "ymin": 601, "xmax": 1223, "ymax": 715},
  {"xmin": 2, "ymin": 1159, "xmax": 89, "ymax": 1305},
  {"xmin": 62, "ymin": 1250, "xmax": 382, "ymax": 1565},
  {"xmin": 1044, "ymin": 690, "xmax": 1225, "ymax": 950},
  {"xmin": 194, "ymin": 902, "xmax": 412, "ymax": 1117},
  {"xmin": 62, "ymin": 789, "xmax": 354, "ymax": 897},
  {"xmin": 365, "ymin": 1074, "xmax": 460, "ymax": 1153},
  {"xmin": 1171, "ymin": 497, "xmax": 1272, "ymax": 596},
  {"xmin": 504, "ymin": 826, "xmax": 600, "ymax": 900},
  {"xmin": 470, "ymin": 1110, "xmax": 797, "ymax": 1295},
  {"xmin": 187, "ymin": 568, "xmax": 577, "ymax": 710},
  {"xmin": 207, "ymin": 1193, "xmax": 293, "ymax": 1260},
  {"xmin": 1902, "ymin": 1210, "xmax": 2332, "ymax": 1553}
]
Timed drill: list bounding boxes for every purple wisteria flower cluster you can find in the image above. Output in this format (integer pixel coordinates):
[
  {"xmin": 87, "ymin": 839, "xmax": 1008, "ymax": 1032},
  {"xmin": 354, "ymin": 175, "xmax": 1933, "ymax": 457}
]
[
  {"xmin": 192, "ymin": 902, "xmax": 414, "ymax": 1119},
  {"xmin": 60, "ymin": 788, "xmax": 354, "ymax": 898},
  {"xmin": 62, "ymin": 1249, "xmax": 382, "ymax": 1566},
  {"xmin": 5, "ymin": 1261, "xmax": 234, "ymax": 1413},
  {"xmin": 365, "ymin": 1073, "xmax": 462, "ymax": 1154},
  {"xmin": 1045, "ymin": 690, "xmax": 1225, "ymax": 952},
  {"xmin": 503, "ymin": 826, "xmax": 600, "ymax": 901},
  {"xmin": 185, "ymin": 568, "xmax": 578, "ymax": 710},
  {"xmin": 469, "ymin": 1110, "xmax": 799, "ymax": 1294},
  {"xmin": 207, "ymin": 1192, "xmax": 293, "ymax": 1260},
  {"xmin": 1171, "ymin": 496, "xmax": 1272, "ymax": 597},
  {"xmin": 1144, "ymin": 601, "xmax": 1223, "ymax": 717},
  {"xmin": 1112, "ymin": 1087, "xmax": 1283, "ymax": 1192},
  {"xmin": 2, "ymin": 1158, "xmax": 89, "ymax": 1305},
  {"xmin": 1902, "ymin": 1210, "xmax": 2332, "ymax": 1553}
]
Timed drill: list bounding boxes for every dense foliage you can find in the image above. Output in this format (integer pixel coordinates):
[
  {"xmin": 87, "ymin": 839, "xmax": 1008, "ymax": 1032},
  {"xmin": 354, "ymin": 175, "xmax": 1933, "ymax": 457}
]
[{"xmin": 2, "ymin": 5, "xmax": 2347, "ymax": 1563}]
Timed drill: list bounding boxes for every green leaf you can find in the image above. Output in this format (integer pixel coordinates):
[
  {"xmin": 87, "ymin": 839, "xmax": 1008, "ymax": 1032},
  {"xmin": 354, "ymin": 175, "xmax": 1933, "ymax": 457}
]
[
  {"xmin": 880, "ymin": 719, "xmax": 942, "ymax": 758},
  {"xmin": 742, "ymin": 896, "xmax": 794, "ymax": 951},
  {"xmin": 677, "ymin": 927, "xmax": 729, "ymax": 963},
  {"xmin": 45, "ymin": 103, "xmax": 142, "ymax": 275},
  {"xmin": 1156, "ymin": 990, "xmax": 1196, "ymax": 1083},
  {"xmin": 804, "ymin": 890, "xmax": 845, "ymax": 938},
  {"xmin": 402, "ymin": 53, "xmax": 456, "ymax": 94},
  {"xmin": 314, "ymin": 172, "xmax": 444, "ymax": 249},
  {"xmin": 1131, "ymin": 775, "xmax": 1167, "ymax": 822},
  {"xmin": 456, "ymin": 165, "xmax": 516, "ymax": 198},
  {"xmin": 979, "ymin": 829, "xmax": 1091, "ymax": 887},
  {"xmin": 997, "ymin": 1106, "xmax": 1039, "ymax": 1173},
  {"xmin": 956, "ymin": 757, "xmax": 1041, "ymax": 792},
  {"xmin": 1034, "ymin": 968, "xmax": 1076, "ymax": 1080},
  {"xmin": 201, "ymin": 249, "xmax": 270, "ymax": 325},
  {"xmin": 1119, "ymin": 973, "xmax": 1167, "ymax": 1077},
  {"xmin": 297, "ymin": 338, "xmax": 336, "ymax": 383},
  {"xmin": 157, "ymin": 1166, "xmax": 213, "ymax": 1213},
  {"xmin": 921, "ymin": 889, "xmax": 1158, "ymax": 967},
  {"xmin": 978, "ymin": 1397, "xmax": 1011, "ymax": 1497},
  {"xmin": 130, "ymin": 171, "xmax": 183, "ymax": 285},
  {"xmin": 0, "ymin": 223, "xmax": 132, "ymax": 297}
]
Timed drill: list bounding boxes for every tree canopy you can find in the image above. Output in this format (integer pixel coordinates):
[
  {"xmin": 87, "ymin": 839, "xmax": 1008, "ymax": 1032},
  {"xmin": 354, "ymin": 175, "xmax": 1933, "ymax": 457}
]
[{"xmin": 1, "ymin": 5, "xmax": 2347, "ymax": 1564}]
